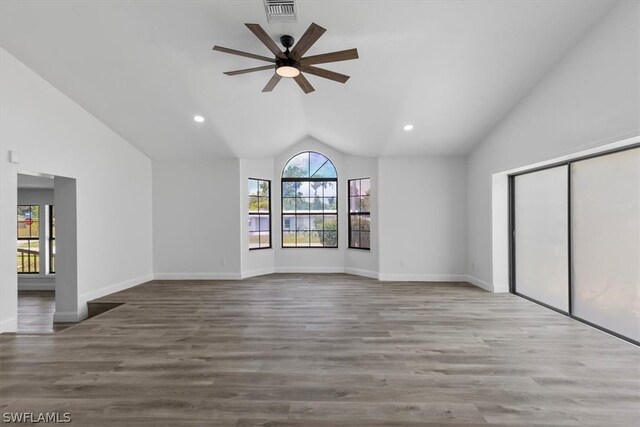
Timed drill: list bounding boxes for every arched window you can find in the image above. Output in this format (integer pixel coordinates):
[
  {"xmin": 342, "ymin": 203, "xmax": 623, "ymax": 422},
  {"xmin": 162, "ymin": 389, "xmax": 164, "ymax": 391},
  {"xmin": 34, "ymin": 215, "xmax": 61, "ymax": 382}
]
[{"xmin": 282, "ymin": 151, "xmax": 338, "ymax": 247}]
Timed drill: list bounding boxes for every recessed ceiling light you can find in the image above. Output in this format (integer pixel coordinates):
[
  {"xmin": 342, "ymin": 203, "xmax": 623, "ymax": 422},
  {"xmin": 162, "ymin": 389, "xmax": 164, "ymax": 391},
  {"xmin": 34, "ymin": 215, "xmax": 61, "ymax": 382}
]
[
  {"xmin": 403, "ymin": 124, "xmax": 414, "ymax": 131},
  {"xmin": 193, "ymin": 115, "xmax": 205, "ymax": 123}
]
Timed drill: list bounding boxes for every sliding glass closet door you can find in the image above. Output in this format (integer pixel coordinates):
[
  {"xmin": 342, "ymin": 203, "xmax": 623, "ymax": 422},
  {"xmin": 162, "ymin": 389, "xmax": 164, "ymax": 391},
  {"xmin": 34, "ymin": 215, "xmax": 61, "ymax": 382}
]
[
  {"xmin": 571, "ymin": 148, "xmax": 640, "ymax": 342},
  {"xmin": 511, "ymin": 145, "xmax": 639, "ymax": 344},
  {"xmin": 513, "ymin": 165, "xmax": 569, "ymax": 312}
]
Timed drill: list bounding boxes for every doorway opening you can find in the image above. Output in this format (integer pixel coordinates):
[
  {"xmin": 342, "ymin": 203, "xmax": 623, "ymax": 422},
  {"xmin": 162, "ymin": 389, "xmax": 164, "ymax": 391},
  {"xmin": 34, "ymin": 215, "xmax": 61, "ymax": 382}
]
[{"xmin": 16, "ymin": 172, "xmax": 77, "ymax": 333}]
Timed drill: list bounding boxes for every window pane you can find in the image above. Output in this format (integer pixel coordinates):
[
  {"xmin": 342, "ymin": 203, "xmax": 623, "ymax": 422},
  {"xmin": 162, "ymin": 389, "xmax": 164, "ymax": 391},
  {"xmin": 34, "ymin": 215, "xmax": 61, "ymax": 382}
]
[
  {"xmin": 283, "ymin": 152, "xmax": 310, "ymax": 177},
  {"xmin": 310, "ymin": 215, "xmax": 323, "ymax": 230},
  {"xmin": 17, "ymin": 238, "xmax": 39, "ymax": 273},
  {"xmin": 350, "ymin": 215, "xmax": 359, "ymax": 231},
  {"xmin": 310, "ymin": 197, "xmax": 323, "ymax": 211},
  {"xmin": 313, "ymin": 162, "xmax": 337, "ymax": 178},
  {"xmin": 297, "ymin": 181, "xmax": 310, "ymax": 197},
  {"xmin": 282, "ymin": 182, "xmax": 297, "ymax": 197},
  {"xmin": 324, "ymin": 215, "xmax": 337, "ymax": 230},
  {"xmin": 258, "ymin": 180, "xmax": 269, "ymax": 197},
  {"xmin": 249, "ymin": 196, "xmax": 259, "ymax": 212},
  {"xmin": 259, "ymin": 232, "xmax": 270, "ymax": 247},
  {"xmin": 310, "ymin": 152, "xmax": 328, "ymax": 177},
  {"xmin": 350, "ymin": 197, "xmax": 360, "ymax": 212},
  {"xmin": 296, "ymin": 215, "xmax": 310, "ymax": 231},
  {"xmin": 309, "ymin": 231, "xmax": 322, "ymax": 246},
  {"xmin": 350, "ymin": 231, "xmax": 360, "ymax": 248},
  {"xmin": 360, "ymin": 196, "xmax": 370, "ymax": 212},
  {"xmin": 323, "ymin": 181, "xmax": 336, "ymax": 198},
  {"xmin": 360, "ymin": 232, "xmax": 370, "ymax": 249},
  {"xmin": 361, "ymin": 179, "xmax": 371, "ymax": 196},
  {"xmin": 296, "ymin": 197, "xmax": 310, "ymax": 212},
  {"xmin": 283, "ymin": 231, "xmax": 296, "ymax": 247},
  {"xmin": 283, "ymin": 215, "xmax": 296, "ymax": 231},
  {"xmin": 258, "ymin": 215, "xmax": 270, "ymax": 231},
  {"xmin": 349, "ymin": 180, "xmax": 359, "ymax": 196},
  {"xmin": 360, "ymin": 214, "xmax": 370, "ymax": 231},
  {"xmin": 323, "ymin": 231, "xmax": 338, "ymax": 247},
  {"xmin": 249, "ymin": 232, "xmax": 260, "ymax": 249},
  {"xmin": 283, "ymin": 198, "xmax": 295, "ymax": 212},
  {"xmin": 249, "ymin": 215, "xmax": 260, "ymax": 232},
  {"xmin": 258, "ymin": 197, "xmax": 269, "ymax": 212},
  {"xmin": 323, "ymin": 198, "xmax": 337, "ymax": 212},
  {"xmin": 297, "ymin": 231, "xmax": 310, "ymax": 245},
  {"xmin": 309, "ymin": 182, "xmax": 325, "ymax": 198},
  {"xmin": 248, "ymin": 179, "xmax": 258, "ymax": 196}
]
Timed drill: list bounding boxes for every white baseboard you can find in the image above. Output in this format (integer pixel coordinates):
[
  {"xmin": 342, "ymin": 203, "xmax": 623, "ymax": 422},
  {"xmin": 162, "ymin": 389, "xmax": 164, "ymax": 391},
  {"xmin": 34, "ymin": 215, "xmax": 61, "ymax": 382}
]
[
  {"xmin": 80, "ymin": 274, "xmax": 154, "ymax": 301},
  {"xmin": 275, "ymin": 266, "xmax": 345, "ymax": 274},
  {"xmin": 153, "ymin": 272, "xmax": 242, "ymax": 280},
  {"xmin": 18, "ymin": 282, "xmax": 55, "ymax": 291},
  {"xmin": 378, "ymin": 273, "xmax": 467, "ymax": 282},
  {"xmin": 344, "ymin": 267, "xmax": 379, "ymax": 280},
  {"xmin": 0, "ymin": 317, "xmax": 17, "ymax": 333},
  {"xmin": 241, "ymin": 267, "xmax": 276, "ymax": 279},
  {"xmin": 464, "ymin": 275, "xmax": 496, "ymax": 292}
]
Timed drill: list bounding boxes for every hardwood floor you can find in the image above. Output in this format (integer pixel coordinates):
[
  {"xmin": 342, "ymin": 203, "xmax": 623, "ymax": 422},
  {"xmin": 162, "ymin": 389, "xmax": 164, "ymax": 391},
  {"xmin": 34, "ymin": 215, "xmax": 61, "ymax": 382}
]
[
  {"xmin": 1, "ymin": 274, "xmax": 639, "ymax": 425},
  {"xmin": 17, "ymin": 290, "xmax": 72, "ymax": 334}
]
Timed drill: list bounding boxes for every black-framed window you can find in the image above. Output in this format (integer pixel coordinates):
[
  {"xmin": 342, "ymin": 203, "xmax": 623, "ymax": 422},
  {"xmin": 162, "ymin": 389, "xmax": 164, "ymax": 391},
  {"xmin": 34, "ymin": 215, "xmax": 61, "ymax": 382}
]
[
  {"xmin": 249, "ymin": 178, "xmax": 271, "ymax": 249},
  {"xmin": 49, "ymin": 205, "xmax": 56, "ymax": 273},
  {"xmin": 282, "ymin": 151, "xmax": 338, "ymax": 248},
  {"xmin": 17, "ymin": 205, "xmax": 39, "ymax": 274},
  {"xmin": 348, "ymin": 178, "xmax": 371, "ymax": 250}
]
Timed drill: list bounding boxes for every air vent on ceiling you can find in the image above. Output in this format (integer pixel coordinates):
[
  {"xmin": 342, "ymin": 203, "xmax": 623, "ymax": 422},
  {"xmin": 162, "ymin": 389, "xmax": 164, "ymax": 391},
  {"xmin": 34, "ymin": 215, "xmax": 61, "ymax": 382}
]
[{"xmin": 264, "ymin": 0, "xmax": 297, "ymax": 23}]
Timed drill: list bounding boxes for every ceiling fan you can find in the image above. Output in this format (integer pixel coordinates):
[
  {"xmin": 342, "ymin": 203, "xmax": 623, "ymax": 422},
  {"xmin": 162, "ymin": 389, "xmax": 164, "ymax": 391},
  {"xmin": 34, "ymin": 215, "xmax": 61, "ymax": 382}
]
[{"xmin": 213, "ymin": 23, "xmax": 359, "ymax": 94}]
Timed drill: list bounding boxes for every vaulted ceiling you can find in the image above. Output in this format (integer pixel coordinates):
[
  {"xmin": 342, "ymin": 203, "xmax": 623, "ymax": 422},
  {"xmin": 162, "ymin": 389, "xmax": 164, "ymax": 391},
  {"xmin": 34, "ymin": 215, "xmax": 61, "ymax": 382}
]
[{"xmin": 0, "ymin": 1, "xmax": 615, "ymax": 160}]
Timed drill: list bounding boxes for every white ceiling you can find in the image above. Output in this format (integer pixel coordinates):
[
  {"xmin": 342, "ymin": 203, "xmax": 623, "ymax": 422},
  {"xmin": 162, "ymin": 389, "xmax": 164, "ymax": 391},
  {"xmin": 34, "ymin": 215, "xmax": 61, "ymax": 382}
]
[{"xmin": 1, "ymin": 1, "xmax": 615, "ymax": 160}]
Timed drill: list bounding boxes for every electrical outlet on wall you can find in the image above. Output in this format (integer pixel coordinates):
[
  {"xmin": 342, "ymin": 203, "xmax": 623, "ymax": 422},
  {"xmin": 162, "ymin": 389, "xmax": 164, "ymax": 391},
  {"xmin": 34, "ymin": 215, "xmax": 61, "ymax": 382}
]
[
  {"xmin": 400, "ymin": 259, "xmax": 405, "ymax": 267},
  {"xmin": 221, "ymin": 258, "xmax": 226, "ymax": 266}
]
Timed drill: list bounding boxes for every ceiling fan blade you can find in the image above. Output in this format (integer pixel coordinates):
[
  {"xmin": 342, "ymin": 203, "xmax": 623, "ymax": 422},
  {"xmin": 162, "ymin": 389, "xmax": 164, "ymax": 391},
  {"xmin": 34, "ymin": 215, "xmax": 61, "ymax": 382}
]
[
  {"xmin": 245, "ymin": 23, "xmax": 286, "ymax": 59},
  {"xmin": 262, "ymin": 74, "xmax": 282, "ymax": 92},
  {"xmin": 213, "ymin": 46, "xmax": 275, "ymax": 63},
  {"xmin": 300, "ymin": 66, "xmax": 350, "ymax": 84},
  {"xmin": 300, "ymin": 48, "xmax": 359, "ymax": 66},
  {"xmin": 290, "ymin": 22, "xmax": 326, "ymax": 60},
  {"xmin": 294, "ymin": 73, "xmax": 315, "ymax": 94},
  {"xmin": 224, "ymin": 65, "xmax": 274, "ymax": 76}
]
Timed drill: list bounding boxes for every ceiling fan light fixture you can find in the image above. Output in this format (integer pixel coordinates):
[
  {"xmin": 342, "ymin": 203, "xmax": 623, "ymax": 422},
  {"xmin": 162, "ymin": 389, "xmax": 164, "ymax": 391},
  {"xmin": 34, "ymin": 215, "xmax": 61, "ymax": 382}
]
[
  {"xmin": 276, "ymin": 65, "xmax": 300, "ymax": 78},
  {"xmin": 275, "ymin": 57, "xmax": 300, "ymax": 78}
]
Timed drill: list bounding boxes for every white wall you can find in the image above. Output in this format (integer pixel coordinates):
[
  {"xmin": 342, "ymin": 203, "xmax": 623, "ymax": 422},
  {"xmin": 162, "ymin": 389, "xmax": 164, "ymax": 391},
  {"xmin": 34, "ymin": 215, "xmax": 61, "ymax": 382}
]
[
  {"xmin": 17, "ymin": 188, "xmax": 55, "ymax": 290},
  {"xmin": 378, "ymin": 156, "xmax": 467, "ymax": 281},
  {"xmin": 0, "ymin": 48, "xmax": 153, "ymax": 331},
  {"xmin": 466, "ymin": 1, "xmax": 640, "ymax": 290},
  {"xmin": 154, "ymin": 140, "xmax": 469, "ymax": 284},
  {"xmin": 152, "ymin": 159, "xmax": 242, "ymax": 279},
  {"xmin": 240, "ymin": 158, "xmax": 275, "ymax": 278}
]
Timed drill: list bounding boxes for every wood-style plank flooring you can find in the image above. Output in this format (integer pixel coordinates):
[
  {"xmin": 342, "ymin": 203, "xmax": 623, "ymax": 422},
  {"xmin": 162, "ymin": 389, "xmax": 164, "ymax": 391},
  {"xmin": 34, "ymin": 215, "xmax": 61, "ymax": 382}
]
[
  {"xmin": 17, "ymin": 290, "xmax": 72, "ymax": 334},
  {"xmin": 1, "ymin": 274, "xmax": 639, "ymax": 426}
]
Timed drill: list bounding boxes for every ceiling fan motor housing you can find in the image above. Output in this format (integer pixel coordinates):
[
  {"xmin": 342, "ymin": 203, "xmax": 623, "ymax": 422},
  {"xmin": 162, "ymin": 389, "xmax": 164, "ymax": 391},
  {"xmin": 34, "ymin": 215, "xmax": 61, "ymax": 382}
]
[{"xmin": 280, "ymin": 35, "xmax": 295, "ymax": 49}]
